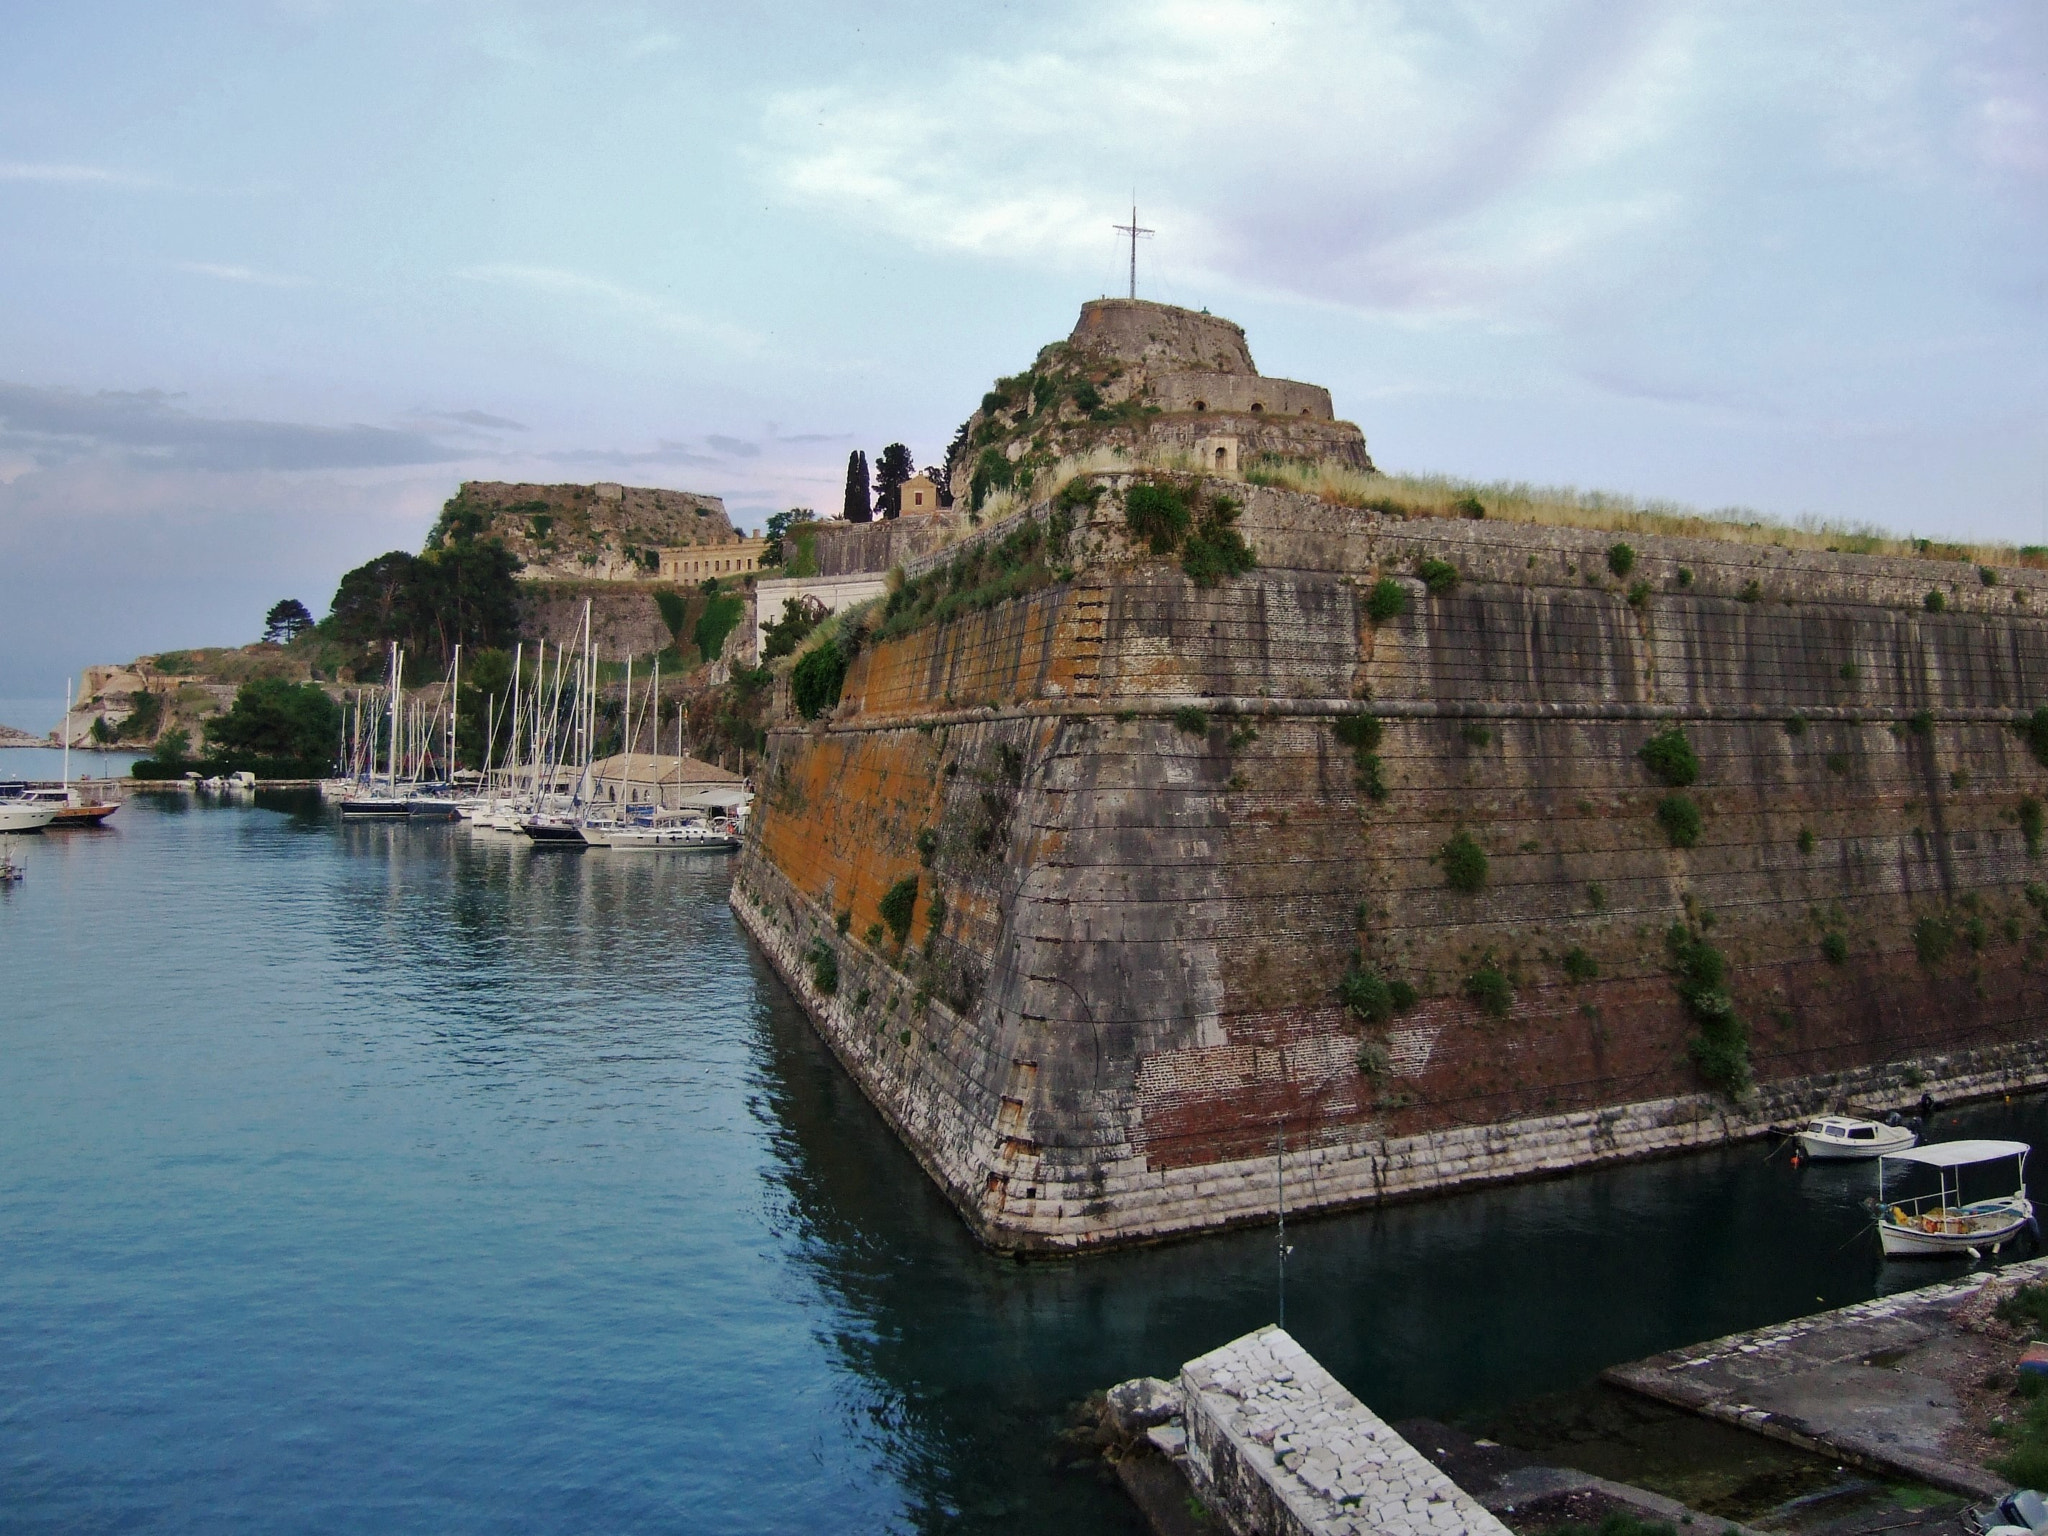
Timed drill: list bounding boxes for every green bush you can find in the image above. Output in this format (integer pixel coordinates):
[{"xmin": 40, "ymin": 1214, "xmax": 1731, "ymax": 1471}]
[
  {"xmin": 879, "ymin": 875, "xmax": 919, "ymax": 944},
  {"xmin": 1656, "ymin": 793, "xmax": 1703, "ymax": 848},
  {"xmin": 1334, "ymin": 714, "xmax": 1383, "ymax": 752},
  {"xmin": 1181, "ymin": 495, "xmax": 1258, "ymax": 588},
  {"xmin": 808, "ymin": 939, "xmax": 839, "ymax": 996},
  {"xmin": 1668, "ymin": 923, "xmax": 1749, "ymax": 1097},
  {"xmin": 653, "ymin": 588, "xmax": 689, "ymax": 642},
  {"xmin": 1638, "ymin": 728, "xmax": 1699, "ymax": 787},
  {"xmin": 1821, "ymin": 930, "xmax": 1848, "ymax": 965},
  {"xmin": 835, "ymin": 909, "xmax": 851, "ymax": 934},
  {"xmin": 1607, "ymin": 543, "xmax": 1636, "ymax": 578},
  {"xmin": 1460, "ymin": 723, "xmax": 1491, "ymax": 748},
  {"xmin": 1124, "ymin": 482, "xmax": 1192, "ymax": 555},
  {"xmin": 1907, "ymin": 709, "xmax": 1933, "ymax": 737},
  {"xmin": 1340, "ymin": 963, "xmax": 1395, "ymax": 1024},
  {"xmin": 1389, "ymin": 979, "xmax": 1417, "ymax": 1010},
  {"xmin": 791, "ymin": 640, "xmax": 849, "ymax": 719},
  {"xmin": 1441, "ymin": 830, "xmax": 1488, "ymax": 893},
  {"xmin": 202, "ymin": 679, "xmax": 343, "ymax": 775},
  {"xmin": 1417, "ymin": 557, "xmax": 1459, "ymax": 596},
  {"xmin": 1626, "ymin": 580, "xmax": 1650, "ymax": 609},
  {"xmin": 2020, "ymin": 706, "xmax": 2048, "ymax": 768},
  {"xmin": 1675, "ymin": 567, "xmax": 1693, "ymax": 587},
  {"xmin": 1798, "ymin": 827, "xmax": 1816, "ymax": 855},
  {"xmin": 1054, "ymin": 476, "xmax": 1105, "ymax": 513},
  {"xmin": 927, "ymin": 887, "xmax": 947, "ymax": 938},
  {"xmin": 1465, "ymin": 965, "xmax": 1513, "ymax": 1017},
  {"xmin": 1739, "ymin": 580, "xmax": 1763, "ymax": 603},
  {"xmin": 2025, "ymin": 795, "xmax": 2045, "ymax": 856},
  {"xmin": 1453, "ymin": 494, "xmax": 1485, "ymax": 520},
  {"xmin": 915, "ymin": 827, "xmax": 938, "ymax": 866},
  {"xmin": 1364, "ymin": 578, "xmax": 1409, "ymax": 625},
  {"xmin": 1357, "ymin": 1041, "xmax": 1391, "ymax": 1077},
  {"xmin": 1924, "ymin": 589, "xmax": 1947, "ymax": 613},
  {"xmin": 1172, "ymin": 706, "xmax": 1209, "ymax": 736},
  {"xmin": 1562, "ymin": 946, "xmax": 1599, "ymax": 983},
  {"xmin": 1784, "ymin": 714, "xmax": 1807, "ymax": 737},
  {"xmin": 693, "ymin": 592, "xmax": 746, "ymax": 662},
  {"xmin": 1981, "ymin": 565, "xmax": 2000, "ymax": 587},
  {"xmin": 1912, "ymin": 913, "xmax": 1954, "ymax": 969}
]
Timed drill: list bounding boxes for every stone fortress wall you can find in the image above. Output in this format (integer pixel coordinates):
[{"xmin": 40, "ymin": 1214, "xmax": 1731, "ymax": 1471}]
[{"xmin": 731, "ymin": 300, "xmax": 2048, "ymax": 1252}]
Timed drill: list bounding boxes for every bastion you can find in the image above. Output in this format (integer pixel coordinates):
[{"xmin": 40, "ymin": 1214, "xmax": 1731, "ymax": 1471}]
[{"xmin": 731, "ymin": 302, "xmax": 2048, "ymax": 1252}]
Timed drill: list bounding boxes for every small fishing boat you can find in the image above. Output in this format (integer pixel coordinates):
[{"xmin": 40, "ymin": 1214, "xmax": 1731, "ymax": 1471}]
[
  {"xmin": 1797, "ymin": 1114, "xmax": 1917, "ymax": 1160},
  {"xmin": 1877, "ymin": 1140, "xmax": 2035, "ymax": 1258}
]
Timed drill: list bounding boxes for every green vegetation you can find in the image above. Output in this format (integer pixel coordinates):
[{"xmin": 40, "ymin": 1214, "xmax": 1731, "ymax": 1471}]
[
  {"xmin": 2020, "ymin": 706, "xmax": 2048, "ymax": 768},
  {"xmin": 1840, "ymin": 661, "xmax": 1860, "ymax": 682},
  {"xmin": 1627, "ymin": 580, "xmax": 1651, "ymax": 609},
  {"xmin": 791, "ymin": 640, "xmax": 849, "ymax": 719},
  {"xmin": 1460, "ymin": 723, "xmax": 1491, "ymax": 748},
  {"xmin": 808, "ymin": 938, "xmax": 839, "ymax": 997},
  {"xmin": 2025, "ymin": 796, "xmax": 2046, "ymax": 856},
  {"xmin": 1669, "ymin": 922, "xmax": 1749, "ymax": 1098},
  {"xmin": 1417, "ymin": 557, "xmax": 1459, "ymax": 595},
  {"xmin": 130, "ymin": 725, "xmax": 192, "ymax": 778},
  {"xmin": 692, "ymin": 591, "xmax": 746, "ymax": 662},
  {"xmin": 160, "ymin": 678, "xmax": 343, "ymax": 778},
  {"xmin": 1364, "ymin": 578, "xmax": 1409, "ymax": 625},
  {"xmin": 1441, "ymin": 829, "xmax": 1488, "ymax": 893},
  {"xmin": 1912, "ymin": 913, "xmax": 1954, "ymax": 969},
  {"xmin": 1826, "ymin": 751, "xmax": 1850, "ymax": 775},
  {"xmin": 1124, "ymin": 481, "xmax": 1191, "ymax": 554},
  {"xmin": 1606, "ymin": 543, "xmax": 1636, "ymax": 578},
  {"xmin": 326, "ymin": 539, "xmax": 522, "ymax": 676},
  {"xmin": 1638, "ymin": 728, "xmax": 1699, "ymax": 787},
  {"xmin": 1453, "ymin": 494, "xmax": 1485, "ymax": 519},
  {"xmin": 1333, "ymin": 714, "xmax": 1388, "ymax": 800},
  {"xmin": 835, "ymin": 909, "xmax": 852, "ymax": 935},
  {"xmin": 1982, "ymin": 565, "xmax": 2001, "ymax": 587},
  {"xmin": 926, "ymin": 887, "xmax": 947, "ymax": 939},
  {"xmin": 1340, "ymin": 958, "xmax": 1416, "ymax": 1025},
  {"xmin": 263, "ymin": 598, "xmax": 314, "ymax": 644},
  {"xmin": 877, "ymin": 508, "xmax": 1075, "ymax": 640},
  {"xmin": 1562, "ymin": 946, "xmax": 1599, "ymax": 983},
  {"xmin": 1172, "ymin": 706, "xmax": 1209, "ymax": 735},
  {"xmin": 654, "ymin": 588, "xmax": 689, "ymax": 644},
  {"xmin": 1798, "ymin": 827, "xmax": 1816, "ymax": 855},
  {"xmin": 1676, "ymin": 567, "xmax": 1694, "ymax": 587},
  {"xmin": 1821, "ymin": 930, "xmax": 1848, "ymax": 965},
  {"xmin": 916, "ymin": 827, "xmax": 938, "ymax": 866},
  {"xmin": 879, "ymin": 875, "xmax": 919, "ymax": 944},
  {"xmin": 1465, "ymin": 963, "xmax": 1513, "ymax": 1017},
  {"xmin": 1180, "ymin": 494, "xmax": 1258, "ymax": 587},
  {"xmin": 762, "ymin": 596, "xmax": 824, "ymax": 661},
  {"xmin": 1739, "ymin": 580, "xmax": 1763, "ymax": 603},
  {"xmin": 1657, "ymin": 793, "xmax": 1703, "ymax": 849},
  {"xmin": 116, "ymin": 691, "xmax": 163, "ymax": 741},
  {"xmin": 1924, "ymin": 589, "xmax": 1947, "ymax": 613},
  {"xmin": 1784, "ymin": 714, "xmax": 1808, "ymax": 737}
]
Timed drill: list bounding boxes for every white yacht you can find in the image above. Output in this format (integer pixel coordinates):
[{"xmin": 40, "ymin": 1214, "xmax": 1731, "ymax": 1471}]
[{"xmin": 1796, "ymin": 1115, "xmax": 1917, "ymax": 1160}]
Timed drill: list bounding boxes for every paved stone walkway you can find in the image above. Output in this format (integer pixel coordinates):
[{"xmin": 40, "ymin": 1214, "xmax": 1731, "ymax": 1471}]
[{"xmin": 1605, "ymin": 1257, "xmax": 2048, "ymax": 1500}]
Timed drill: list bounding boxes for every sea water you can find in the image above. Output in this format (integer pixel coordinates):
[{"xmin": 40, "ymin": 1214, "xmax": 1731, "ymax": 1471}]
[{"xmin": 4, "ymin": 792, "xmax": 2044, "ymax": 1533}]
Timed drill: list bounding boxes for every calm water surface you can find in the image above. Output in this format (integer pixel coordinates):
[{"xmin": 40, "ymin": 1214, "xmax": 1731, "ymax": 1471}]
[{"xmin": 5, "ymin": 793, "xmax": 2046, "ymax": 1533}]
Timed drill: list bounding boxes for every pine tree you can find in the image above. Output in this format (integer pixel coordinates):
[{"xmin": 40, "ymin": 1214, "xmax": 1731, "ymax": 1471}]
[
  {"xmin": 843, "ymin": 450, "xmax": 872, "ymax": 523},
  {"xmin": 874, "ymin": 443, "xmax": 914, "ymax": 519}
]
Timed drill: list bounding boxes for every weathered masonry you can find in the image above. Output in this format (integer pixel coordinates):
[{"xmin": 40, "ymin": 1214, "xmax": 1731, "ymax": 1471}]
[{"xmin": 732, "ymin": 310, "xmax": 2048, "ymax": 1253}]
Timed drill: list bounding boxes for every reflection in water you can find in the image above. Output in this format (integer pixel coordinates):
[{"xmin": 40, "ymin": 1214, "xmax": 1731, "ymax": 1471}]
[{"xmin": 3, "ymin": 795, "xmax": 2044, "ymax": 1534}]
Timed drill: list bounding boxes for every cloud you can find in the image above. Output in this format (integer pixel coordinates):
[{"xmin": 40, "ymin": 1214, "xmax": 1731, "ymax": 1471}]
[
  {"xmin": 411, "ymin": 408, "xmax": 528, "ymax": 432},
  {"xmin": 176, "ymin": 261, "xmax": 308, "ymax": 287},
  {"xmin": 456, "ymin": 264, "xmax": 762, "ymax": 352},
  {"xmin": 0, "ymin": 161, "xmax": 163, "ymax": 187},
  {"xmin": 0, "ymin": 382, "xmax": 464, "ymax": 473},
  {"xmin": 705, "ymin": 434, "xmax": 761, "ymax": 458}
]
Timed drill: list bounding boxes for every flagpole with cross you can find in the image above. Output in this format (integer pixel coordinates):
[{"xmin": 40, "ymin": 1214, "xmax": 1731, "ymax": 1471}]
[{"xmin": 1112, "ymin": 204, "xmax": 1153, "ymax": 300}]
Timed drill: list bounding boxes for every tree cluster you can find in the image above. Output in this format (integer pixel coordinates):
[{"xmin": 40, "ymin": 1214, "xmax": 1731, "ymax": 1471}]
[{"xmin": 326, "ymin": 540, "xmax": 522, "ymax": 677}]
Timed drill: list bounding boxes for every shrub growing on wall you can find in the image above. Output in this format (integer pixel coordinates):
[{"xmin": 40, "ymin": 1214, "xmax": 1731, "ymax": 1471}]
[
  {"xmin": 1464, "ymin": 964, "xmax": 1513, "ymax": 1017},
  {"xmin": 2019, "ymin": 707, "xmax": 2048, "ymax": 768},
  {"xmin": 1562, "ymin": 946, "xmax": 1599, "ymax": 982},
  {"xmin": 1639, "ymin": 728, "xmax": 1699, "ymax": 787},
  {"xmin": 1440, "ymin": 830, "xmax": 1488, "ymax": 892},
  {"xmin": 791, "ymin": 639, "xmax": 850, "ymax": 720},
  {"xmin": 1607, "ymin": 543, "xmax": 1636, "ymax": 578},
  {"xmin": 1124, "ymin": 482, "xmax": 1192, "ymax": 554},
  {"xmin": 2024, "ymin": 795, "xmax": 2046, "ymax": 857},
  {"xmin": 1417, "ymin": 557, "xmax": 1459, "ymax": 595},
  {"xmin": 1364, "ymin": 579, "xmax": 1409, "ymax": 625},
  {"xmin": 879, "ymin": 876, "xmax": 919, "ymax": 944},
  {"xmin": 1181, "ymin": 494, "xmax": 1258, "ymax": 588},
  {"xmin": 1668, "ymin": 922, "xmax": 1749, "ymax": 1098},
  {"xmin": 1334, "ymin": 713, "xmax": 1388, "ymax": 800},
  {"xmin": 808, "ymin": 939, "xmax": 839, "ymax": 996},
  {"xmin": 1656, "ymin": 794, "xmax": 1703, "ymax": 849},
  {"xmin": 1820, "ymin": 931, "xmax": 1848, "ymax": 965},
  {"xmin": 1172, "ymin": 706, "xmax": 1209, "ymax": 735}
]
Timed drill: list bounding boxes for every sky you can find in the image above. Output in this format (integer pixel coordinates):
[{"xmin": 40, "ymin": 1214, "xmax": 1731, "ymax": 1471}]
[{"xmin": 1, "ymin": 0, "xmax": 2045, "ymax": 702}]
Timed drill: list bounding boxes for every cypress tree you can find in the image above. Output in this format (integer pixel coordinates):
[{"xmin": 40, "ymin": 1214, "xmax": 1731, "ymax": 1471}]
[
  {"xmin": 875, "ymin": 443, "xmax": 914, "ymax": 519},
  {"xmin": 843, "ymin": 450, "xmax": 871, "ymax": 523}
]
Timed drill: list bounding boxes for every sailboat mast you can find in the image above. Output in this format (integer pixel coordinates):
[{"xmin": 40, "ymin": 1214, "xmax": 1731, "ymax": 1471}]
[
  {"xmin": 448, "ymin": 643, "xmax": 461, "ymax": 781},
  {"xmin": 62, "ymin": 677, "xmax": 72, "ymax": 789}
]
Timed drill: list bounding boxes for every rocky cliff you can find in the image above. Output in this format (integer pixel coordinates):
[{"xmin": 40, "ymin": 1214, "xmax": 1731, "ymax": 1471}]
[
  {"xmin": 433, "ymin": 480, "xmax": 737, "ymax": 581},
  {"xmin": 732, "ymin": 475, "xmax": 2048, "ymax": 1252}
]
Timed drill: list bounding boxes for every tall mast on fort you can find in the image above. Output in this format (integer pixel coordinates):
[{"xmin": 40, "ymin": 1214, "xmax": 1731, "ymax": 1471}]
[{"xmin": 1112, "ymin": 204, "xmax": 1153, "ymax": 300}]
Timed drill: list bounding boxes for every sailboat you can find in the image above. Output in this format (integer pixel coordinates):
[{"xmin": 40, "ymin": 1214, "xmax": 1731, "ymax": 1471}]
[
  {"xmin": 339, "ymin": 645, "xmax": 411, "ymax": 815},
  {"xmin": 9, "ymin": 680, "xmax": 118, "ymax": 826}
]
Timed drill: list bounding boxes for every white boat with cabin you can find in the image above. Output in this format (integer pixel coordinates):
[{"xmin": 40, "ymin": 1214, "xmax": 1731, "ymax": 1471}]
[
  {"xmin": 1877, "ymin": 1139, "xmax": 2035, "ymax": 1258},
  {"xmin": 1796, "ymin": 1115, "xmax": 1917, "ymax": 1160}
]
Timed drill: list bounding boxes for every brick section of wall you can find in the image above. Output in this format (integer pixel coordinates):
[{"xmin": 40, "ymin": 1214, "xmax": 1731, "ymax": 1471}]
[{"xmin": 734, "ymin": 484, "xmax": 2048, "ymax": 1250}]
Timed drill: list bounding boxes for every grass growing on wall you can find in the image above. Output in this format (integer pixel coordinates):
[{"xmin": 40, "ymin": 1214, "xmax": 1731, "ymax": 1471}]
[{"xmin": 1669, "ymin": 921, "xmax": 1749, "ymax": 1098}]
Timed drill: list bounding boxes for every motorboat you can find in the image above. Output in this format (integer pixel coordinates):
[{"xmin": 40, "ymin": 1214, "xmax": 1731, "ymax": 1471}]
[
  {"xmin": 0, "ymin": 801, "xmax": 57, "ymax": 833},
  {"xmin": 6, "ymin": 785, "xmax": 117, "ymax": 827},
  {"xmin": 603, "ymin": 818, "xmax": 740, "ymax": 852},
  {"xmin": 1797, "ymin": 1115, "xmax": 1916, "ymax": 1160},
  {"xmin": 1877, "ymin": 1139, "xmax": 2035, "ymax": 1258}
]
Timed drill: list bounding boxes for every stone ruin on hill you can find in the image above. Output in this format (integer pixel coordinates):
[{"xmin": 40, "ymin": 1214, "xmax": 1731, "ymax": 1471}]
[
  {"xmin": 944, "ymin": 297, "xmax": 1372, "ymax": 511},
  {"xmin": 433, "ymin": 479, "xmax": 742, "ymax": 582}
]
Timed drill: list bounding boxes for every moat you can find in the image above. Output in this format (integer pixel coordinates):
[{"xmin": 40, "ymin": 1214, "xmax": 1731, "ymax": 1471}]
[{"xmin": 5, "ymin": 793, "xmax": 2046, "ymax": 1533}]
